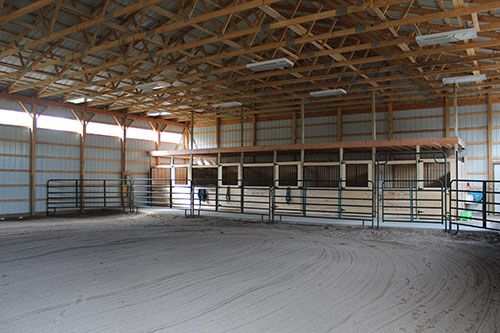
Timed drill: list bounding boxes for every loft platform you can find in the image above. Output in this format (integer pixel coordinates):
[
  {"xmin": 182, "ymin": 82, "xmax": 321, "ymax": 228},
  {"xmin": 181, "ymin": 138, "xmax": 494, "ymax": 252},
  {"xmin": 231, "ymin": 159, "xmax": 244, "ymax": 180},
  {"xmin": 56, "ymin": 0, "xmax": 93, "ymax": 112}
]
[{"xmin": 150, "ymin": 137, "xmax": 465, "ymax": 157}]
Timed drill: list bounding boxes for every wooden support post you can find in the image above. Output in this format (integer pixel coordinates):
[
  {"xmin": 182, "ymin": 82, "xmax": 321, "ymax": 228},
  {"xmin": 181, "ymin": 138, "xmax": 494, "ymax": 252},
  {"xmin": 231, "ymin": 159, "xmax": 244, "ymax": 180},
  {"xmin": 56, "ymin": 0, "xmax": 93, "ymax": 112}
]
[
  {"xmin": 454, "ymin": 85, "xmax": 459, "ymax": 138},
  {"xmin": 299, "ymin": 149, "xmax": 305, "ymax": 188},
  {"xmin": 119, "ymin": 117, "xmax": 128, "ymax": 207},
  {"xmin": 387, "ymin": 102, "xmax": 393, "ymax": 140},
  {"xmin": 416, "ymin": 145, "xmax": 423, "ymax": 189},
  {"xmin": 155, "ymin": 125, "xmax": 161, "ymax": 167},
  {"xmin": 215, "ymin": 117, "xmax": 221, "ymax": 148},
  {"xmin": 339, "ymin": 148, "xmax": 345, "ymax": 189},
  {"xmin": 300, "ymin": 102, "xmax": 305, "ymax": 144},
  {"xmin": 29, "ymin": 105, "xmax": 37, "ymax": 217},
  {"xmin": 336, "ymin": 108, "xmax": 342, "ymax": 142},
  {"xmin": 240, "ymin": 107, "xmax": 244, "ymax": 148},
  {"xmin": 444, "ymin": 97, "xmax": 450, "ymax": 137},
  {"xmin": 273, "ymin": 150, "xmax": 278, "ymax": 184},
  {"xmin": 190, "ymin": 111, "xmax": 194, "ymax": 150},
  {"xmin": 291, "ymin": 112, "xmax": 297, "ymax": 144},
  {"xmin": 252, "ymin": 115, "xmax": 257, "ymax": 146},
  {"xmin": 80, "ymin": 117, "xmax": 87, "ymax": 212},
  {"xmin": 121, "ymin": 120, "xmax": 127, "ymax": 180},
  {"xmin": 371, "ymin": 92, "xmax": 377, "ymax": 184},
  {"xmin": 453, "ymin": 84, "xmax": 459, "ymax": 153},
  {"xmin": 487, "ymin": 94, "xmax": 493, "ymax": 211},
  {"xmin": 372, "ymin": 91, "xmax": 377, "ymax": 141}
]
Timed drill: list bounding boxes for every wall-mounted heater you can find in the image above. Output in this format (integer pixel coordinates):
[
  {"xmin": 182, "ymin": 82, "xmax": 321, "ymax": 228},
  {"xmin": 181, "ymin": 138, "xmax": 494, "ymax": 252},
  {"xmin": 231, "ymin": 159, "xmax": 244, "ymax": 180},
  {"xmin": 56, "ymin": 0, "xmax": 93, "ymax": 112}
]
[
  {"xmin": 309, "ymin": 89, "xmax": 347, "ymax": 98},
  {"xmin": 246, "ymin": 58, "xmax": 294, "ymax": 72},
  {"xmin": 416, "ymin": 28, "xmax": 477, "ymax": 47},
  {"xmin": 213, "ymin": 101, "xmax": 242, "ymax": 108},
  {"xmin": 442, "ymin": 74, "xmax": 486, "ymax": 85},
  {"xmin": 136, "ymin": 81, "xmax": 169, "ymax": 91}
]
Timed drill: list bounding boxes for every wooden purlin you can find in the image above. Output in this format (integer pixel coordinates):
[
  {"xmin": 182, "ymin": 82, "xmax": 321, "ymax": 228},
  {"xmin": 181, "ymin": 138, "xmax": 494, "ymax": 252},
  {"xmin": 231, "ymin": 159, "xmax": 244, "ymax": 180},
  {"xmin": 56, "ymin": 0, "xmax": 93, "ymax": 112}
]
[
  {"xmin": 0, "ymin": 1, "xmax": 499, "ymax": 121},
  {"xmin": 150, "ymin": 137, "xmax": 465, "ymax": 157}
]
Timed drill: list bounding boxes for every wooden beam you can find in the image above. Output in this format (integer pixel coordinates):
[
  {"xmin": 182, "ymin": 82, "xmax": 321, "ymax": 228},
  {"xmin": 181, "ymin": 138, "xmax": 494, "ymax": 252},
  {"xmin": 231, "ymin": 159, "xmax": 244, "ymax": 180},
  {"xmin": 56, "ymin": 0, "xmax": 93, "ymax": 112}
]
[
  {"xmin": 0, "ymin": 0, "xmax": 54, "ymax": 25},
  {"xmin": 0, "ymin": 0, "xmax": 165, "ymax": 59},
  {"xmin": 291, "ymin": 112, "xmax": 297, "ymax": 144},
  {"xmin": 151, "ymin": 137, "xmax": 465, "ymax": 157}
]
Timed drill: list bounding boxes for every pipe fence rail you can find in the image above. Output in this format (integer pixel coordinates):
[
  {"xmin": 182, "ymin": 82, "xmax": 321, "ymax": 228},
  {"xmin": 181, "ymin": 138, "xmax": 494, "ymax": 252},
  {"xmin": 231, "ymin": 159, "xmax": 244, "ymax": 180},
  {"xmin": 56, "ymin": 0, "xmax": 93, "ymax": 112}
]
[
  {"xmin": 132, "ymin": 178, "xmax": 195, "ymax": 216},
  {"xmin": 45, "ymin": 177, "xmax": 500, "ymax": 234},
  {"xmin": 46, "ymin": 179, "xmax": 134, "ymax": 216},
  {"xmin": 449, "ymin": 180, "xmax": 500, "ymax": 233},
  {"xmin": 190, "ymin": 179, "xmax": 272, "ymax": 219},
  {"xmin": 270, "ymin": 180, "xmax": 375, "ymax": 226}
]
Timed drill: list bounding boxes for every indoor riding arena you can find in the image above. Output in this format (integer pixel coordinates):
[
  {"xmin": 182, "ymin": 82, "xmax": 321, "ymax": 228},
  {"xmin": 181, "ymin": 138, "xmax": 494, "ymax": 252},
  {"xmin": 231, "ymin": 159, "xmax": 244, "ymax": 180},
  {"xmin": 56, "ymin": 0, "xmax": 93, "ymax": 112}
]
[{"xmin": 0, "ymin": 1, "xmax": 499, "ymax": 332}]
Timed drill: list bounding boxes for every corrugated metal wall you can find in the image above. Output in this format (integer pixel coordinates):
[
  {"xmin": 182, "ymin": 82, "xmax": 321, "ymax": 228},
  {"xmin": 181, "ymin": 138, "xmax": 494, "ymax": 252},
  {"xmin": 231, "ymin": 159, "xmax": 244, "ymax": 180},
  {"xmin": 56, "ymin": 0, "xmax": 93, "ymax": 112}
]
[
  {"xmin": 258, "ymin": 119, "xmax": 291, "ymax": 146},
  {"xmin": 193, "ymin": 102, "xmax": 500, "ymax": 181},
  {"xmin": 0, "ymin": 123, "xmax": 30, "ymax": 215},
  {"xmin": 0, "ymin": 99, "xmax": 180, "ymax": 216}
]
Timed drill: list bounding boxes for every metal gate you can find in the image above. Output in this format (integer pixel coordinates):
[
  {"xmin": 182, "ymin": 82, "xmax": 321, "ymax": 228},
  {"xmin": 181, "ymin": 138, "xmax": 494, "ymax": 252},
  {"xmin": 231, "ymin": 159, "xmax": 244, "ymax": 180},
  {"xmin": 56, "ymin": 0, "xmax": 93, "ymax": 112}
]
[
  {"xmin": 375, "ymin": 151, "xmax": 449, "ymax": 229},
  {"xmin": 378, "ymin": 179, "xmax": 446, "ymax": 227},
  {"xmin": 449, "ymin": 180, "xmax": 500, "ymax": 233}
]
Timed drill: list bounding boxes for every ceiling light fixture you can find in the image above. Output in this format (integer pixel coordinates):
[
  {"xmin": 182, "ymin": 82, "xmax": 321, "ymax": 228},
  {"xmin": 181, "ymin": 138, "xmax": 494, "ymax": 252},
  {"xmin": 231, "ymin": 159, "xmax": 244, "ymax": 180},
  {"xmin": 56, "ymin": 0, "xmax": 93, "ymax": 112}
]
[
  {"xmin": 415, "ymin": 28, "xmax": 477, "ymax": 47},
  {"xmin": 136, "ymin": 81, "xmax": 169, "ymax": 91},
  {"xmin": 442, "ymin": 74, "xmax": 486, "ymax": 85},
  {"xmin": 246, "ymin": 58, "xmax": 294, "ymax": 72},
  {"xmin": 147, "ymin": 111, "xmax": 172, "ymax": 117},
  {"xmin": 213, "ymin": 101, "xmax": 242, "ymax": 108},
  {"xmin": 309, "ymin": 89, "xmax": 347, "ymax": 98},
  {"xmin": 68, "ymin": 97, "xmax": 94, "ymax": 104}
]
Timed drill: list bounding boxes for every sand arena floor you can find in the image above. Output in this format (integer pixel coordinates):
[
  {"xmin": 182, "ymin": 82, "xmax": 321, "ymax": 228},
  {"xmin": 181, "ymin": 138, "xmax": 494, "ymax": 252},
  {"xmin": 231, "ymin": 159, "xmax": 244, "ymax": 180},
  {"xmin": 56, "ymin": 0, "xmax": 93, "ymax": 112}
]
[{"xmin": 1, "ymin": 211, "xmax": 499, "ymax": 332}]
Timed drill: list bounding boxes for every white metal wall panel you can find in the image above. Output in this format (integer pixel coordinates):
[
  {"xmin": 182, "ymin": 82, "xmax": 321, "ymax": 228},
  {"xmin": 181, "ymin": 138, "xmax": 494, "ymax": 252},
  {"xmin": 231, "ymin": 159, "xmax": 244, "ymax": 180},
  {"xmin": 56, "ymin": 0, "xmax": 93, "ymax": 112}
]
[
  {"xmin": 35, "ymin": 128, "xmax": 81, "ymax": 212},
  {"xmin": 194, "ymin": 125, "xmax": 216, "ymax": 148},
  {"xmin": 86, "ymin": 134, "xmax": 121, "ymax": 180},
  {"xmin": 394, "ymin": 107, "xmax": 443, "ymax": 140},
  {"xmin": 0, "ymin": 98, "xmax": 25, "ymax": 111},
  {"xmin": 126, "ymin": 138, "xmax": 154, "ymax": 179},
  {"xmin": 0, "ymin": 124, "xmax": 30, "ymax": 215},
  {"xmin": 257, "ymin": 119, "xmax": 291, "ymax": 146},
  {"xmin": 220, "ymin": 123, "xmax": 252, "ymax": 147},
  {"xmin": 304, "ymin": 115, "xmax": 336, "ymax": 144}
]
